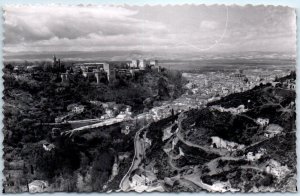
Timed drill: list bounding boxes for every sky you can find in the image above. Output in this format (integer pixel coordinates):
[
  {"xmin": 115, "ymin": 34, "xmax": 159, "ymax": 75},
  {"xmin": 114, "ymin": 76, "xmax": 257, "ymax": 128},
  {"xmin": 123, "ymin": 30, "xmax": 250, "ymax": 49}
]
[{"xmin": 3, "ymin": 4, "xmax": 297, "ymax": 61}]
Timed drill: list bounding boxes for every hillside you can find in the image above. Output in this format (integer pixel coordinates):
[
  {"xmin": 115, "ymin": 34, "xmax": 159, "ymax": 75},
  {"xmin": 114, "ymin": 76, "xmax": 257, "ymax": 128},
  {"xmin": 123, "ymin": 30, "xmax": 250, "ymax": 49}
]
[
  {"xmin": 2, "ymin": 65, "xmax": 186, "ymax": 192},
  {"xmin": 119, "ymin": 73, "xmax": 296, "ymax": 192}
]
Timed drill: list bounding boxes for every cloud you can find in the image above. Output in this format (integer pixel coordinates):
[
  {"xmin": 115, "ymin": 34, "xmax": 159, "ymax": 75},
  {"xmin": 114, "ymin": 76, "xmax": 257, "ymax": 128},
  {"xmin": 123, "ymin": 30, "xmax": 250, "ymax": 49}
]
[
  {"xmin": 4, "ymin": 5, "xmax": 147, "ymax": 42},
  {"xmin": 4, "ymin": 5, "xmax": 172, "ymax": 57},
  {"xmin": 200, "ymin": 20, "xmax": 218, "ymax": 30},
  {"xmin": 3, "ymin": 5, "xmax": 296, "ymax": 60}
]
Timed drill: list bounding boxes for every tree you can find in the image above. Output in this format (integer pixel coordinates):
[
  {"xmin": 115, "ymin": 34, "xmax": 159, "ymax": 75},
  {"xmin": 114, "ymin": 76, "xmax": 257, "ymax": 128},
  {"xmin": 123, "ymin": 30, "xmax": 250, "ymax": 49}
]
[
  {"xmin": 5, "ymin": 64, "xmax": 14, "ymax": 73},
  {"xmin": 157, "ymin": 77, "xmax": 170, "ymax": 99},
  {"xmin": 91, "ymin": 150, "xmax": 114, "ymax": 191}
]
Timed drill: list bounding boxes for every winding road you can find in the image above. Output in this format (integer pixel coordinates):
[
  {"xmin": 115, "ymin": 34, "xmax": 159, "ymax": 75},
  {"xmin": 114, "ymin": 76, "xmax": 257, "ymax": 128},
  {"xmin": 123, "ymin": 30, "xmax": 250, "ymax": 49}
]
[{"xmin": 119, "ymin": 125, "xmax": 149, "ymax": 191}]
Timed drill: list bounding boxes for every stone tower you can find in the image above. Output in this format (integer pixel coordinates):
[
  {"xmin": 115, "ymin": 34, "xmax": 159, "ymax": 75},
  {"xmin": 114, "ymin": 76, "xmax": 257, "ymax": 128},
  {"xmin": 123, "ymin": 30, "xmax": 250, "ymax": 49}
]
[
  {"xmin": 53, "ymin": 55, "xmax": 57, "ymax": 68},
  {"xmin": 94, "ymin": 71, "xmax": 101, "ymax": 84},
  {"xmin": 103, "ymin": 63, "xmax": 116, "ymax": 82}
]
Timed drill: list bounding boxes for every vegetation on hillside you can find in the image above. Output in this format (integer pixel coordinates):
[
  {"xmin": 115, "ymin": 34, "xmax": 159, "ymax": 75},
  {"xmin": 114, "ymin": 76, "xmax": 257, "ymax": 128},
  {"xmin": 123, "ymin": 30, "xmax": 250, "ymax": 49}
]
[{"xmin": 3, "ymin": 63, "xmax": 186, "ymax": 192}]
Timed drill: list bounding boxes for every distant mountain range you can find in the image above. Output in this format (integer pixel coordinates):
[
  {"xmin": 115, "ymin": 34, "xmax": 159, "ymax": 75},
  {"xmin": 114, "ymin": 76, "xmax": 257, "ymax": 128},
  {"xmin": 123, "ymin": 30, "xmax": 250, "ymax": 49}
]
[{"xmin": 4, "ymin": 50, "xmax": 296, "ymax": 63}]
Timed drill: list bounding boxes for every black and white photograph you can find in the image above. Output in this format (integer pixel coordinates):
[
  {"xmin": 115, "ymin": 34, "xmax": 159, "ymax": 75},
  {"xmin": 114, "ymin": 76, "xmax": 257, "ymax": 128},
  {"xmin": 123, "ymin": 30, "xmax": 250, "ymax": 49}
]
[{"xmin": 2, "ymin": 4, "xmax": 297, "ymax": 193}]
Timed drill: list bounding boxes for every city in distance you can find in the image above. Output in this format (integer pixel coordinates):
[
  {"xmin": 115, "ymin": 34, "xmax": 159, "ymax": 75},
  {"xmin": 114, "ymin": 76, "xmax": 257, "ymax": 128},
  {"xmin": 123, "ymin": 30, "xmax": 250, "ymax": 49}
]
[{"xmin": 2, "ymin": 4, "xmax": 297, "ymax": 193}]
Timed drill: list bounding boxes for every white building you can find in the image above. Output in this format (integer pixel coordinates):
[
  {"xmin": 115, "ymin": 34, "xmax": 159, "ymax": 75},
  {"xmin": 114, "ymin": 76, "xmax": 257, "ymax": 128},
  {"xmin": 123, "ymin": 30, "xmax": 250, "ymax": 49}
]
[
  {"xmin": 246, "ymin": 148, "xmax": 265, "ymax": 161},
  {"xmin": 28, "ymin": 180, "xmax": 48, "ymax": 193},
  {"xmin": 205, "ymin": 180, "xmax": 239, "ymax": 192},
  {"xmin": 265, "ymin": 159, "xmax": 290, "ymax": 179},
  {"xmin": 72, "ymin": 105, "xmax": 85, "ymax": 114},
  {"xmin": 210, "ymin": 136, "xmax": 245, "ymax": 151},
  {"xmin": 42, "ymin": 143, "xmax": 55, "ymax": 151},
  {"xmin": 139, "ymin": 59, "xmax": 147, "ymax": 70},
  {"xmin": 264, "ymin": 124, "xmax": 283, "ymax": 138},
  {"xmin": 256, "ymin": 118, "xmax": 269, "ymax": 126},
  {"xmin": 149, "ymin": 60, "xmax": 158, "ymax": 67},
  {"xmin": 130, "ymin": 60, "xmax": 139, "ymax": 68}
]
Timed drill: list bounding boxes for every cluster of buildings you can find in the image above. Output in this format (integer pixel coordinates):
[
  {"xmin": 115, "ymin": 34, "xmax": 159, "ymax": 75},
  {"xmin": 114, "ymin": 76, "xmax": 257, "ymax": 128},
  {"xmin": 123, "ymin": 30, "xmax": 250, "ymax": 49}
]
[
  {"xmin": 264, "ymin": 159, "xmax": 291, "ymax": 180},
  {"xmin": 55, "ymin": 100, "xmax": 133, "ymax": 124},
  {"xmin": 255, "ymin": 118, "xmax": 283, "ymax": 138},
  {"xmin": 264, "ymin": 124, "xmax": 283, "ymax": 138},
  {"xmin": 210, "ymin": 136, "xmax": 245, "ymax": 152},
  {"xmin": 129, "ymin": 172, "xmax": 161, "ymax": 192},
  {"xmin": 173, "ymin": 68, "xmax": 294, "ymax": 114},
  {"xmin": 61, "ymin": 59, "xmax": 161, "ymax": 84},
  {"xmin": 183, "ymin": 68, "xmax": 291, "ymax": 99},
  {"xmin": 67, "ymin": 103, "xmax": 86, "ymax": 114},
  {"xmin": 94, "ymin": 101, "xmax": 132, "ymax": 119},
  {"xmin": 209, "ymin": 105, "xmax": 248, "ymax": 115},
  {"xmin": 245, "ymin": 148, "xmax": 266, "ymax": 161}
]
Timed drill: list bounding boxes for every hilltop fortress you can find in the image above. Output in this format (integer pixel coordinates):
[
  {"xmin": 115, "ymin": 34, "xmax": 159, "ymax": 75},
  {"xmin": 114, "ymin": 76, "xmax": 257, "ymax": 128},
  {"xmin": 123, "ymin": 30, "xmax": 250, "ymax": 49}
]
[{"xmin": 60, "ymin": 58, "xmax": 162, "ymax": 84}]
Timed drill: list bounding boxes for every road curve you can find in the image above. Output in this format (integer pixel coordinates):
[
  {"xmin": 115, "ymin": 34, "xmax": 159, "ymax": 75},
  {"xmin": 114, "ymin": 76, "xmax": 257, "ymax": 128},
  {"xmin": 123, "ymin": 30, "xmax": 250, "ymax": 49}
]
[{"xmin": 119, "ymin": 124, "xmax": 149, "ymax": 191}]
